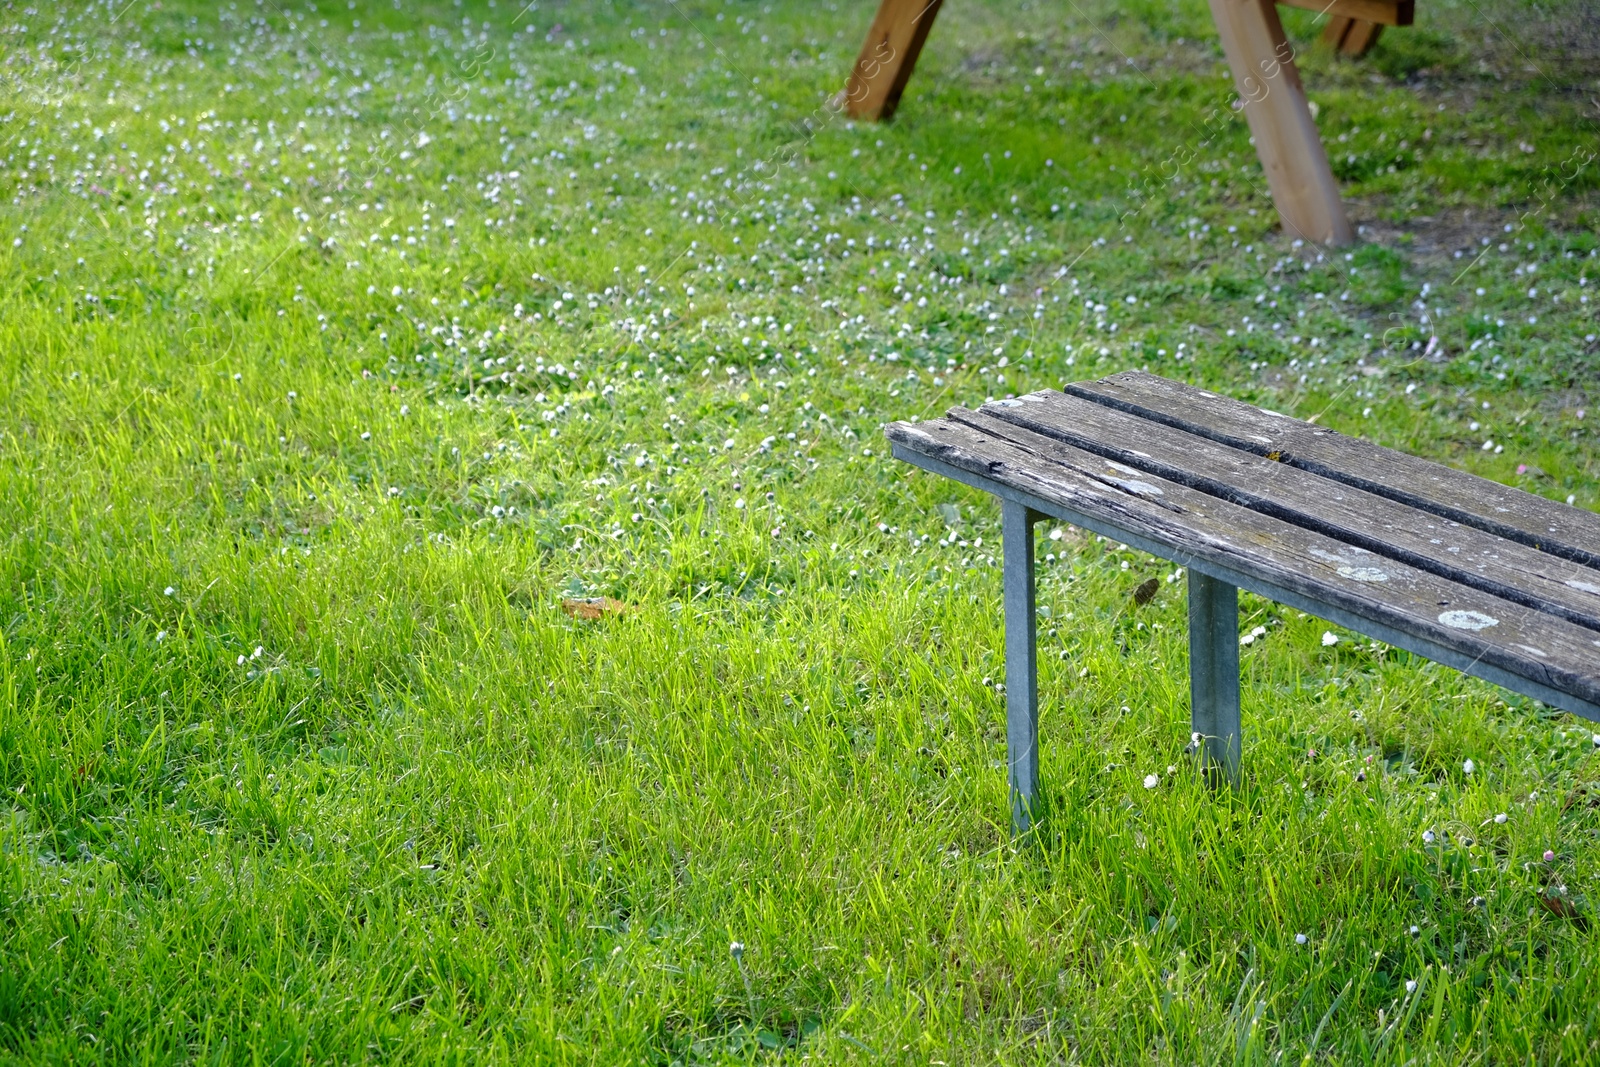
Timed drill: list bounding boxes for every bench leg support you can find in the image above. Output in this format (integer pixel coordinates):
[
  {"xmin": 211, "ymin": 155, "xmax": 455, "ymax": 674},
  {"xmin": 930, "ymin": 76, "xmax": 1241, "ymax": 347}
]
[
  {"xmin": 1002, "ymin": 500, "xmax": 1040, "ymax": 833},
  {"xmin": 1188, "ymin": 571, "xmax": 1241, "ymax": 784}
]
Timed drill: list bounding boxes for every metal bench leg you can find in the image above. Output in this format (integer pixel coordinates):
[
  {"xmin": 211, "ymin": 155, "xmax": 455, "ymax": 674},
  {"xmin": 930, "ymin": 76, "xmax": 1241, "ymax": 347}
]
[
  {"xmin": 1188, "ymin": 570, "xmax": 1241, "ymax": 784},
  {"xmin": 1002, "ymin": 501, "xmax": 1040, "ymax": 832}
]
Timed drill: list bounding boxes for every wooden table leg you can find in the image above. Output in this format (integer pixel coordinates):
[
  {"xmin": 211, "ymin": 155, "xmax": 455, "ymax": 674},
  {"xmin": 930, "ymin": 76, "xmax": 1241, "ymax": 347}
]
[
  {"xmin": 1333, "ymin": 17, "xmax": 1384, "ymax": 56},
  {"xmin": 1001, "ymin": 500, "xmax": 1040, "ymax": 832},
  {"xmin": 843, "ymin": 0, "xmax": 945, "ymax": 121},
  {"xmin": 1331, "ymin": 18, "xmax": 1382, "ymax": 56},
  {"xmin": 1321, "ymin": 15, "xmax": 1355, "ymax": 51},
  {"xmin": 1208, "ymin": 0, "xmax": 1354, "ymax": 246},
  {"xmin": 1188, "ymin": 571, "xmax": 1241, "ymax": 785}
]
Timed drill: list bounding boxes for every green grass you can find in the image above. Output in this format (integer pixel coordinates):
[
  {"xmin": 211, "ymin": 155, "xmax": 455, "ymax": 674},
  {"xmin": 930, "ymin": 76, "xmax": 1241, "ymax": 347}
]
[{"xmin": 2, "ymin": 0, "xmax": 1599, "ymax": 1061}]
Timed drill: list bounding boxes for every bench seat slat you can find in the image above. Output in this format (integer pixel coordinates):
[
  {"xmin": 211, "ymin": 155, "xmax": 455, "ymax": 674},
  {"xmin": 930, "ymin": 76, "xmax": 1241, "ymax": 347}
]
[
  {"xmin": 886, "ymin": 413, "xmax": 1600, "ymax": 714},
  {"xmin": 1065, "ymin": 371, "xmax": 1600, "ymax": 571},
  {"xmin": 967, "ymin": 394, "xmax": 1600, "ymax": 634}
]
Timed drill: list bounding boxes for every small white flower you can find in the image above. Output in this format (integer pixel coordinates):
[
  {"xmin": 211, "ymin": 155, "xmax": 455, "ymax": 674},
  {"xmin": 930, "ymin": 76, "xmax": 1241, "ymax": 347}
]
[
  {"xmin": 156, "ymin": 631, "xmax": 167, "ymax": 642},
  {"xmin": 729, "ymin": 941, "xmax": 744, "ymax": 959},
  {"xmin": 163, "ymin": 586, "xmax": 176, "ymax": 596},
  {"xmin": 1321, "ymin": 631, "xmax": 1338, "ymax": 646},
  {"xmin": 252, "ymin": 646, "xmax": 263, "ymax": 659},
  {"xmin": 236, "ymin": 654, "xmax": 247, "ymax": 665},
  {"xmin": 1143, "ymin": 773, "xmax": 1159, "ymax": 789},
  {"xmin": 1422, "ymin": 829, "xmax": 1435, "ymax": 844},
  {"xmin": 1409, "ymin": 925, "xmax": 1420, "ymax": 936},
  {"xmin": 1463, "ymin": 759, "xmax": 1475, "ymax": 775},
  {"xmin": 1405, "ymin": 979, "xmax": 1418, "ymax": 993},
  {"xmin": 1494, "ymin": 812, "xmax": 1508, "ymax": 824},
  {"xmin": 1295, "ymin": 933, "xmax": 1308, "ymax": 945}
]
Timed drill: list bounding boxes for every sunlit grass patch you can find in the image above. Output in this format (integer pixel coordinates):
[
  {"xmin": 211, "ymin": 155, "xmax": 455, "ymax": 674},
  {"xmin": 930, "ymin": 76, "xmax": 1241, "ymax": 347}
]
[{"xmin": 1, "ymin": 0, "xmax": 1598, "ymax": 1061}]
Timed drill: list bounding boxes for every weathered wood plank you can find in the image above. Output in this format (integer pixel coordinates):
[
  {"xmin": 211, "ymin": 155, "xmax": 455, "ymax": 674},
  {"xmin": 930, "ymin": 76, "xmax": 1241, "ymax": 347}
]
[
  {"xmin": 968, "ymin": 393, "xmax": 1600, "ymax": 633},
  {"xmin": 1066, "ymin": 372, "xmax": 1600, "ymax": 572},
  {"xmin": 842, "ymin": 0, "xmax": 944, "ymax": 121},
  {"xmin": 886, "ymin": 413, "xmax": 1600, "ymax": 711},
  {"xmin": 1279, "ymin": 0, "xmax": 1412, "ymax": 27}
]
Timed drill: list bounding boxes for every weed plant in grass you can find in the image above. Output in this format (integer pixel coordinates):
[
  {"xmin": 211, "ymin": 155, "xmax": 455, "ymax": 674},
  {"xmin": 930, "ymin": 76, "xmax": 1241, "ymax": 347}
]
[{"xmin": 2, "ymin": 0, "xmax": 1599, "ymax": 1062}]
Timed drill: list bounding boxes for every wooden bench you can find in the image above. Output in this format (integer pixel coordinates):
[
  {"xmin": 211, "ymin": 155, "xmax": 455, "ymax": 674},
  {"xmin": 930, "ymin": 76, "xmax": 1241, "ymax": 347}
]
[
  {"xmin": 845, "ymin": 0, "xmax": 1418, "ymax": 247},
  {"xmin": 886, "ymin": 372, "xmax": 1600, "ymax": 832}
]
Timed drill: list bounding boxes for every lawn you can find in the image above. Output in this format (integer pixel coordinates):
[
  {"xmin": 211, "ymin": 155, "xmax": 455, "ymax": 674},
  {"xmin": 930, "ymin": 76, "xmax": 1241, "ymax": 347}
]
[{"xmin": 2, "ymin": 0, "xmax": 1599, "ymax": 1061}]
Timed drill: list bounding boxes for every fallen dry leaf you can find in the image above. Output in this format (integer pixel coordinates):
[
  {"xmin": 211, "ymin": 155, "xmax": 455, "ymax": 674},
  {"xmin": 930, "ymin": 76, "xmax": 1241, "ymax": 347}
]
[
  {"xmin": 561, "ymin": 597, "xmax": 631, "ymax": 620},
  {"xmin": 1132, "ymin": 578, "xmax": 1161, "ymax": 606},
  {"xmin": 1539, "ymin": 888, "xmax": 1588, "ymax": 927}
]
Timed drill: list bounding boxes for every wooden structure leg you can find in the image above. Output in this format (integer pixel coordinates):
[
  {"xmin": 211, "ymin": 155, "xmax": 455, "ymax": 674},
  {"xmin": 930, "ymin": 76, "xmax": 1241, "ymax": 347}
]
[
  {"xmin": 1207, "ymin": 0, "xmax": 1354, "ymax": 246},
  {"xmin": 843, "ymin": 0, "xmax": 945, "ymax": 121},
  {"xmin": 1321, "ymin": 15, "xmax": 1385, "ymax": 56}
]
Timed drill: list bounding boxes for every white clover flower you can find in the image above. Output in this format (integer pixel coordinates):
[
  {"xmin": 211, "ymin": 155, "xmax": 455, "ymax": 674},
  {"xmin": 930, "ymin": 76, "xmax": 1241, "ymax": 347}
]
[
  {"xmin": 1143, "ymin": 773, "xmax": 1159, "ymax": 789},
  {"xmin": 1321, "ymin": 631, "xmax": 1338, "ymax": 646},
  {"xmin": 1463, "ymin": 759, "xmax": 1475, "ymax": 775}
]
